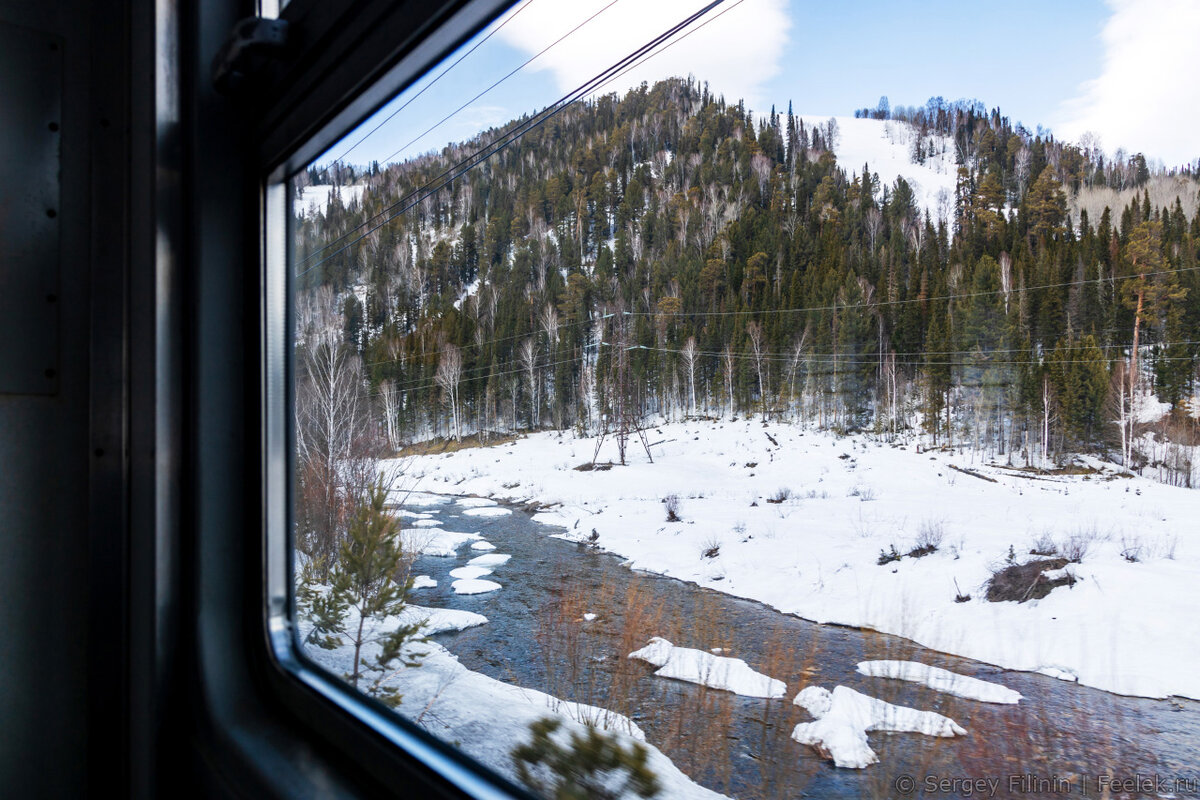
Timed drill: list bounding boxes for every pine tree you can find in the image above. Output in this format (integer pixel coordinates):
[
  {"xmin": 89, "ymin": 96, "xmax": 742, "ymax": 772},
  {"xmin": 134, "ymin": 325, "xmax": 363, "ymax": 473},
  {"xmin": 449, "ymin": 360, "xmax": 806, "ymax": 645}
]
[
  {"xmin": 324, "ymin": 479, "xmax": 425, "ymax": 706},
  {"xmin": 512, "ymin": 717, "xmax": 660, "ymax": 800}
]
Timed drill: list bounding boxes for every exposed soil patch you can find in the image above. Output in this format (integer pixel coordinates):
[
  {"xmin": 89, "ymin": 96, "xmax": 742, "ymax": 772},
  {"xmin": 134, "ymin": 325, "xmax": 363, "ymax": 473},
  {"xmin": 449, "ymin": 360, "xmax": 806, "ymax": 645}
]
[{"xmin": 986, "ymin": 557, "xmax": 1078, "ymax": 603}]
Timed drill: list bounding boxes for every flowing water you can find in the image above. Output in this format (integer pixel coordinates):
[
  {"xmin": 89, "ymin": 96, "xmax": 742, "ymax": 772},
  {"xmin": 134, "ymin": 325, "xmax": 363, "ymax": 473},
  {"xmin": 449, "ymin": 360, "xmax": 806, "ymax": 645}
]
[{"xmin": 406, "ymin": 497, "xmax": 1200, "ymax": 799}]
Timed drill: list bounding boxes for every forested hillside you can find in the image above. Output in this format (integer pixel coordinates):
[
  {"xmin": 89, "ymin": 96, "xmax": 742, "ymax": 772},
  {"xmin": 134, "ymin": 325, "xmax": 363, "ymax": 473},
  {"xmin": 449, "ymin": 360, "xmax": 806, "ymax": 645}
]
[{"xmin": 293, "ymin": 78, "xmax": 1200, "ymax": 480}]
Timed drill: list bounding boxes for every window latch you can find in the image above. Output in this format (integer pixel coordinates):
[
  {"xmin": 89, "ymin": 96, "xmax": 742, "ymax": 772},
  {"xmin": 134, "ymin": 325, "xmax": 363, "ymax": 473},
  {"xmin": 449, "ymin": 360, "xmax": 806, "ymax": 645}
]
[{"xmin": 211, "ymin": 17, "xmax": 289, "ymax": 96}]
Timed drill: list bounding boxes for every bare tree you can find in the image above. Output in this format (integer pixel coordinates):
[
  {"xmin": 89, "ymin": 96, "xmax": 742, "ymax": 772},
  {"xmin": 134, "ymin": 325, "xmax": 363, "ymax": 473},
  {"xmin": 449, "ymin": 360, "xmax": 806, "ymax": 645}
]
[
  {"xmin": 680, "ymin": 336, "xmax": 698, "ymax": 415},
  {"xmin": 379, "ymin": 379, "xmax": 401, "ymax": 451},
  {"xmin": 722, "ymin": 343, "xmax": 736, "ymax": 420},
  {"xmin": 434, "ymin": 343, "xmax": 463, "ymax": 441},
  {"xmin": 295, "ymin": 337, "xmax": 378, "ymax": 577},
  {"xmin": 746, "ymin": 321, "xmax": 768, "ymax": 418},
  {"xmin": 519, "ymin": 337, "xmax": 539, "ymax": 429},
  {"xmin": 540, "ymin": 303, "xmax": 560, "ymax": 427}
]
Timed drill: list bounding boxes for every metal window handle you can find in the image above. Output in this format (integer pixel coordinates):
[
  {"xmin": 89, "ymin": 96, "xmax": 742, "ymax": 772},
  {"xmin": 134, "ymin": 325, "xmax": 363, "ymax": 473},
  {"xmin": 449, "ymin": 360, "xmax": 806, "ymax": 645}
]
[{"xmin": 211, "ymin": 17, "xmax": 289, "ymax": 96}]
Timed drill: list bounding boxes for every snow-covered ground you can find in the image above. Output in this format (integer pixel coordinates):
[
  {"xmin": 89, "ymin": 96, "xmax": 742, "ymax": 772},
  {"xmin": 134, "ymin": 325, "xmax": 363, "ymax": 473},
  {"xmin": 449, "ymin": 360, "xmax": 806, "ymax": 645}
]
[
  {"xmin": 797, "ymin": 116, "xmax": 958, "ymax": 219},
  {"xmin": 300, "ymin": 613, "xmax": 728, "ymax": 799},
  {"xmin": 393, "ymin": 419, "xmax": 1200, "ymax": 700},
  {"xmin": 293, "ymin": 183, "xmax": 365, "ymax": 218}
]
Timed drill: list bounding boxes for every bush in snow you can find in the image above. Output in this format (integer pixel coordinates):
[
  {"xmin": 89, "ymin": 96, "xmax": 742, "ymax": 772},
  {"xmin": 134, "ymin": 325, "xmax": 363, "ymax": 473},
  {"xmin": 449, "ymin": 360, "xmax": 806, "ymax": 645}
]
[
  {"xmin": 766, "ymin": 487, "xmax": 792, "ymax": 504},
  {"xmin": 910, "ymin": 520, "xmax": 945, "ymax": 556},
  {"xmin": 1120, "ymin": 534, "xmax": 1144, "ymax": 563},
  {"xmin": 512, "ymin": 716, "xmax": 660, "ymax": 800},
  {"xmin": 663, "ymin": 494, "xmax": 681, "ymax": 522},
  {"xmin": 1029, "ymin": 531, "xmax": 1058, "ymax": 557},
  {"xmin": 1059, "ymin": 530, "xmax": 1096, "ymax": 563}
]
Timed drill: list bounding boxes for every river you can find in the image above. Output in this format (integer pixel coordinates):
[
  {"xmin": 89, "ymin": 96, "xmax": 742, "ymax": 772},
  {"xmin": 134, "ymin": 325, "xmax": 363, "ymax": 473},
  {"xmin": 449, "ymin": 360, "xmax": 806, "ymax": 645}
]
[{"xmin": 406, "ymin": 496, "xmax": 1200, "ymax": 799}]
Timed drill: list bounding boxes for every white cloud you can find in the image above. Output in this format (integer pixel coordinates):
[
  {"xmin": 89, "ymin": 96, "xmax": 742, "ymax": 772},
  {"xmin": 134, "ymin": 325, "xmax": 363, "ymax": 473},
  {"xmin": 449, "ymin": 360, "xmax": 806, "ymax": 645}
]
[
  {"xmin": 496, "ymin": 0, "xmax": 789, "ymax": 112},
  {"xmin": 1054, "ymin": 0, "xmax": 1200, "ymax": 168}
]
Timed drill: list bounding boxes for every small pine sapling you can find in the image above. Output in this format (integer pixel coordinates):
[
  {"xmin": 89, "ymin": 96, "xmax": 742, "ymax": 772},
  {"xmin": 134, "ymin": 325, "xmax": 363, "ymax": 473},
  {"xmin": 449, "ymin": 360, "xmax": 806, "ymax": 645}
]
[
  {"xmin": 512, "ymin": 717, "xmax": 660, "ymax": 800},
  {"xmin": 326, "ymin": 478, "xmax": 427, "ymax": 705}
]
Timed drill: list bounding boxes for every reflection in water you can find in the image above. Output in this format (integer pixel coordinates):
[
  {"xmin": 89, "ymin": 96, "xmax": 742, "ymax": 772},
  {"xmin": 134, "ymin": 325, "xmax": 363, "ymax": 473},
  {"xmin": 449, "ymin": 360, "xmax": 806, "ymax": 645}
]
[{"xmin": 409, "ymin": 497, "xmax": 1199, "ymax": 799}]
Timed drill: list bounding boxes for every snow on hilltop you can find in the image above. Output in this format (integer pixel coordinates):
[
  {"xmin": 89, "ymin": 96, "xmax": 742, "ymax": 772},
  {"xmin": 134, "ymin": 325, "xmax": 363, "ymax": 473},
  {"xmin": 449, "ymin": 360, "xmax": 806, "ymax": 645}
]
[
  {"xmin": 395, "ymin": 419, "xmax": 1200, "ymax": 700},
  {"xmin": 294, "ymin": 183, "xmax": 365, "ymax": 218},
  {"xmin": 797, "ymin": 115, "xmax": 958, "ymax": 219}
]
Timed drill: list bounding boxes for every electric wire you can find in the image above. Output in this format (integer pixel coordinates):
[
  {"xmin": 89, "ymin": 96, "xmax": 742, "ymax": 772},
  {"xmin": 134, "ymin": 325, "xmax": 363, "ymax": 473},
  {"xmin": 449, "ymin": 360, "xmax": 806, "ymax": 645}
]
[
  {"xmin": 328, "ymin": 0, "xmax": 538, "ymax": 165},
  {"xmin": 294, "ymin": 0, "xmax": 731, "ymax": 277}
]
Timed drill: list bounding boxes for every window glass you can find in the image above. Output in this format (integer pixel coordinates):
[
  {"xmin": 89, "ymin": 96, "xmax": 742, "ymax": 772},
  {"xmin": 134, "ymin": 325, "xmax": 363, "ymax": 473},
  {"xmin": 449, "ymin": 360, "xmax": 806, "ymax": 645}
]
[{"xmin": 289, "ymin": 2, "xmax": 1200, "ymax": 797}]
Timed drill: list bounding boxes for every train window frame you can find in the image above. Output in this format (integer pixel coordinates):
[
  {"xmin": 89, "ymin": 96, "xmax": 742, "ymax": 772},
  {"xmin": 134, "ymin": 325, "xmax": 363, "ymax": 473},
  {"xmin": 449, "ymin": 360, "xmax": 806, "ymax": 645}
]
[{"xmin": 225, "ymin": 0, "xmax": 537, "ymax": 796}]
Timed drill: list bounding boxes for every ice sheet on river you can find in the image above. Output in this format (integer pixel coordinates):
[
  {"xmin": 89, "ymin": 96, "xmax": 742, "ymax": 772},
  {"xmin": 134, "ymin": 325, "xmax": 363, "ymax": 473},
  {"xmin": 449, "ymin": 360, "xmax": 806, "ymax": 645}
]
[
  {"xmin": 401, "ymin": 528, "xmax": 480, "ymax": 557},
  {"xmin": 462, "ymin": 506, "xmax": 512, "ymax": 518},
  {"xmin": 791, "ymin": 685, "xmax": 966, "ymax": 769},
  {"xmin": 452, "ymin": 578, "xmax": 501, "ymax": 595},
  {"xmin": 468, "ymin": 553, "xmax": 511, "ymax": 567},
  {"xmin": 449, "ymin": 565, "xmax": 493, "ymax": 580},
  {"xmin": 456, "ymin": 496, "xmax": 499, "ymax": 508},
  {"xmin": 857, "ymin": 660, "xmax": 1022, "ymax": 704},
  {"xmin": 628, "ymin": 637, "xmax": 786, "ymax": 698}
]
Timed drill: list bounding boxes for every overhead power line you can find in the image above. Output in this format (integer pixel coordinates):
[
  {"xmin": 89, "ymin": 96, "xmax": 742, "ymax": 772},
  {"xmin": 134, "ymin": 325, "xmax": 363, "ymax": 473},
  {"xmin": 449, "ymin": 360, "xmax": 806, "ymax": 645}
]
[
  {"xmin": 329, "ymin": 0, "xmax": 539, "ymax": 165},
  {"xmin": 295, "ymin": 0, "xmax": 732, "ymax": 278}
]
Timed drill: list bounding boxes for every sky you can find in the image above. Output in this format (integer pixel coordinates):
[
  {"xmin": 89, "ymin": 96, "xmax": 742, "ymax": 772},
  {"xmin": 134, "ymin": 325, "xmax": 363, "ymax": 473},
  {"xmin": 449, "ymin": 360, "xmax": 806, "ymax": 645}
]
[{"xmin": 317, "ymin": 0, "xmax": 1200, "ymax": 171}]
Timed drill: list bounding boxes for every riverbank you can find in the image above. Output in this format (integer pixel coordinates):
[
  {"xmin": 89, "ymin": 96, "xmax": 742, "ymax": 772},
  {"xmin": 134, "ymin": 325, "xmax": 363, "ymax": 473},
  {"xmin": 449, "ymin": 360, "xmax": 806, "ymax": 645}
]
[{"xmin": 391, "ymin": 418, "xmax": 1200, "ymax": 700}]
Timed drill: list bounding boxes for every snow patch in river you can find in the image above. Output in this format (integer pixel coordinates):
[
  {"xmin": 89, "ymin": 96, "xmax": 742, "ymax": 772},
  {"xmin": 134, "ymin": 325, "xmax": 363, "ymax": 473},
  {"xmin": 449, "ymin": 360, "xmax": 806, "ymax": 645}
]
[
  {"xmin": 401, "ymin": 529, "xmax": 480, "ymax": 557},
  {"xmin": 628, "ymin": 637, "xmax": 786, "ymax": 698},
  {"xmin": 468, "ymin": 553, "xmax": 511, "ymax": 568},
  {"xmin": 457, "ymin": 497, "xmax": 499, "ymax": 508},
  {"xmin": 792, "ymin": 685, "xmax": 966, "ymax": 769},
  {"xmin": 449, "ymin": 566, "xmax": 494, "ymax": 581},
  {"xmin": 452, "ymin": 578, "xmax": 502, "ymax": 595},
  {"xmin": 463, "ymin": 506, "xmax": 512, "ymax": 518},
  {"xmin": 856, "ymin": 661, "xmax": 1022, "ymax": 704}
]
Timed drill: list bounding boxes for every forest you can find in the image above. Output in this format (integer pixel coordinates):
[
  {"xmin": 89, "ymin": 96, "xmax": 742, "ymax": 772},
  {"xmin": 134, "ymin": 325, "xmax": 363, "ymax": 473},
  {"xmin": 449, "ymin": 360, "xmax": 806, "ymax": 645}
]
[{"xmin": 292, "ymin": 77, "xmax": 1200, "ymax": 528}]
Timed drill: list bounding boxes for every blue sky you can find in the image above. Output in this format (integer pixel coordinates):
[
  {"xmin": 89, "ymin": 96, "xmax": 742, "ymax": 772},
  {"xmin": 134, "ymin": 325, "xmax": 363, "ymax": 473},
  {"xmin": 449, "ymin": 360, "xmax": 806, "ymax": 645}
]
[{"xmin": 317, "ymin": 0, "xmax": 1199, "ymax": 170}]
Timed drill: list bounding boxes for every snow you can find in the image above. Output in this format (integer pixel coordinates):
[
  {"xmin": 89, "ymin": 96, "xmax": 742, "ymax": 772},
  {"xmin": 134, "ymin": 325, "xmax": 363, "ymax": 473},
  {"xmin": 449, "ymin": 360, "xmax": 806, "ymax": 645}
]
[
  {"xmin": 411, "ymin": 575, "xmax": 438, "ymax": 589},
  {"xmin": 452, "ymin": 578, "xmax": 502, "ymax": 595},
  {"xmin": 301, "ymin": 613, "xmax": 726, "ymax": 799},
  {"xmin": 293, "ymin": 184, "xmax": 366, "ymax": 218},
  {"xmin": 791, "ymin": 685, "xmax": 966, "ymax": 769},
  {"xmin": 856, "ymin": 660, "xmax": 1022, "ymax": 704},
  {"xmin": 469, "ymin": 540, "xmax": 497, "ymax": 551},
  {"xmin": 411, "ymin": 518, "xmax": 444, "ymax": 527},
  {"xmin": 796, "ymin": 116, "xmax": 958, "ymax": 220},
  {"xmin": 457, "ymin": 496, "xmax": 499, "ymax": 508},
  {"xmin": 391, "ymin": 420, "xmax": 1200, "ymax": 700},
  {"xmin": 401, "ymin": 528, "xmax": 481, "ymax": 558},
  {"xmin": 583, "ymin": 612, "xmax": 598, "ymax": 622},
  {"xmin": 468, "ymin": 553, "xmax": 512, "ymax": 567},
  {"xmin": 403, "ymin": 604, "xmax": 488, "ymax": 635},
  {"xmin": 628, "ymin": 637, "xmax": 787, "ymax": 699},
  {"xmin": 1037, "ymin": 666, "xmax": 1079, "ymax": 682},
  {"xmin": 396, "ymin": 491, "xmax": 452, "ymax": 507},
  {"xmin": 449, "ymin": 565, "xmax": 494, "ymax": 580},
  {"xmin": 462, "ymin": 506, "xmax": 512, "ymax": 518}
]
